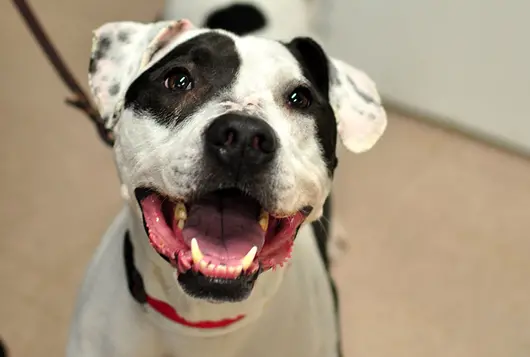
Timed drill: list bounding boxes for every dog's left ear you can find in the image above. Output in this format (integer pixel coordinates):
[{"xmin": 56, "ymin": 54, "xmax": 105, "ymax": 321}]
[
  {"xmin": 88, "ymin": 19, "xmax": 195, "ymax": 129},
  {"xmin": 286, "ymin": 37, "xmax": 387, "ymax": 153}
]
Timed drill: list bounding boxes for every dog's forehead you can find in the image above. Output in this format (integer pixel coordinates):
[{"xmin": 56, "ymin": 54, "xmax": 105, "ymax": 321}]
[
  {"xmin": 235, "ymin": 36, "xmax": 302, "ymax": 71},
  {"xmin": 140, "ymin": 27, "xmax": 214, "ymax": 74},
  {"xmin": 234, "ymin": 36, "xmax": 305, "ymax": 92},
  {"xmin": 132, "ymin": 29, "xmax": 306, "ymax": 104},
  {"xmin": 151, "ymin": 29, "xmax": 303, "ymax": 80}
]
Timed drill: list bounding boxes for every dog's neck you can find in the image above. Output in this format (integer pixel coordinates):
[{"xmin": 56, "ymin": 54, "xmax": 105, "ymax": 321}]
[{"xmin": 124, "ymin": 204, "xmax": 287, "ymax": 335}]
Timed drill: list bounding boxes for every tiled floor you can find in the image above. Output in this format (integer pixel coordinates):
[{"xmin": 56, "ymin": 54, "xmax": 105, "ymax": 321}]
[{"xmin": 1, "ymin": 1, "xmax": 529, "ymax": 356}]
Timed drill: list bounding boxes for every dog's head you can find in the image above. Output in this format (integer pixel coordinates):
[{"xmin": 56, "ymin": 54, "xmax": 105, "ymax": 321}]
[{"xmin": 88, "ymin": 20, "xmax": 386, "ymax": 303}]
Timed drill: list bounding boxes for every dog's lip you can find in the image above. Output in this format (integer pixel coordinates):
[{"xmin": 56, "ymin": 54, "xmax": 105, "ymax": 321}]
[
  {"xmin": 133, "ymin": 187, "xmax": 313, "ymax": 218},
  {"xmin": 134, "ymin": 186, "xmax": 308, "ymax": 278}
]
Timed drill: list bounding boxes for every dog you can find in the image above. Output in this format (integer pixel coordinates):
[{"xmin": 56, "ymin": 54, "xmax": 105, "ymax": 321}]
[
  {"xmin": 159, "ymin": 0, "xmax": 350, "ymax": 261},
  {"xmin": 65, "ymin": 18, "xmax": 386, "ymax": 357},
  {"xmin": 161, "ymin": 0, "xmax": 327, "ymax": 41}
]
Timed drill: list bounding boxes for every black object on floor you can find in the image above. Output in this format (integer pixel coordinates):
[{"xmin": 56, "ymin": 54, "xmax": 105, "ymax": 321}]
[{"xmin": 0, "ymin": 338, "xmax": 8, "ymax": 357}]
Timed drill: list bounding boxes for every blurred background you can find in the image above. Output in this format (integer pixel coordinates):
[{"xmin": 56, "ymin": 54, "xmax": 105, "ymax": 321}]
[{"xmin": 1, "ymin": 0, "xmax": 529, "ymax": 356}]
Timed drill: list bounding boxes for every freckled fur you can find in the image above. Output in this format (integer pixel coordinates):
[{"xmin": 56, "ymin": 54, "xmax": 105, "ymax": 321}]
[{"xmin": 69, "ymin": 14, "xmax": 387, "ymax": 357}]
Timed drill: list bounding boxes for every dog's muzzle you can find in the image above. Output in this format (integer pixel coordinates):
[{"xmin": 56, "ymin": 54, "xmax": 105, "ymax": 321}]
[{"xmin": 133, "ymin": 112, "xmax": 313, "ymax": 302}]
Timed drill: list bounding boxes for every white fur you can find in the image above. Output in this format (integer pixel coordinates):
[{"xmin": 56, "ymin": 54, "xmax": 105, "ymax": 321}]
[
  {"xmin": 66, "ymin": 206, "xmax": 338, "ymax": 357},
  {"xmin": 105, "ymin": 25, "xmax": 385, "ymax": 219},
  {"xmin": 69, "ymin": 10, "xmax": 387, "ymax": 357}
]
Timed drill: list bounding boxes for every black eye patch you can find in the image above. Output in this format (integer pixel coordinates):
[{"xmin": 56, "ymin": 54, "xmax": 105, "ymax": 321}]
[
  {"xmin": 124, "ymin": 32, "xmax": 241, "ymax": 128},
  {"xmin": 190, "ymin": 47, "xmax": 213, "ymax": 67}
]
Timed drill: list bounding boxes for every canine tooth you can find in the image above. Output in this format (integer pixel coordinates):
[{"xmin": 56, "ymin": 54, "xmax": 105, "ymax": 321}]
[
  {"xmin": 190, "ymin": 238, "xmax": 203, "ymax": 265},
  {"xmin": 234, "ymin": 265, "xmax": 243, "ymax": 275},
  {"xmin": 259, "ymin": 210, "xmax": 269, "ymax": 231},
  {"xmin": 241, "ymin": 246, "xmax": 258, "ymax": 270},
  {"xmin": 177, "ymin": 220, "xmax": 185, "ymax": 230},
  {"xmin": 174, "ymin": 202, "xmax": 187, "ymax": 220}
]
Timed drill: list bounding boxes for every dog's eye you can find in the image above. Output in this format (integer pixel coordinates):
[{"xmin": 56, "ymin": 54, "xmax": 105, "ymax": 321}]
[
  {"xmin": 164, "ymin": 70, "xmax": 193, "ymax": 91},
  {"xmin": 287, "ymin": 87, "xmax": 312, "ymax": 109}
]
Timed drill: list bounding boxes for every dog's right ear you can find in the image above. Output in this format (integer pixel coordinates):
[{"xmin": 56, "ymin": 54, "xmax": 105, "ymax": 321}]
[
  {"xmin": 286, "ymin": 37, "xmax": 387, "ymax": 154},
  {"xmin": 88, "ymin": 19, "xmax": 194, "ymax": 129}
]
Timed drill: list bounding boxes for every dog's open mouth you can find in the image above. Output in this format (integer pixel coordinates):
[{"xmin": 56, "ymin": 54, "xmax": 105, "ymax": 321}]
[{"xmin": 135, "ymin": 188, "xmax": 310, "ymax": 280}]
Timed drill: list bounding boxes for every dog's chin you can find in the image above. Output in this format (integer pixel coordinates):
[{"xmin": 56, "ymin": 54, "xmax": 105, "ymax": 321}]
[
  {"xmin": 177, "ymin": 268, "xmax": 261, "ymax": 303},
  {"xmin": 134, "ymin": 187, "xmax": 311, "ymax": 303}
]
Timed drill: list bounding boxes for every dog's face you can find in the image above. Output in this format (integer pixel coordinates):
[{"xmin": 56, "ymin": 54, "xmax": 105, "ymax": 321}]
[{"xmin": 88, "ymin": 20, "xmax": 386, "ymax": 303}]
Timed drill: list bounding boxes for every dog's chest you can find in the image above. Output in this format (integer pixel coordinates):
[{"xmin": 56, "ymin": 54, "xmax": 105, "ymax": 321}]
[
  {"xmin": 155, "ymin": 296, "xmax": 335, "ymax": 357},
  {"xmin": 153, "ymin": 226, "xmax": 338, "ymax": 357},
  {"xmin": 159, "ymin": 327, "xmax": 327, "ymax": 357}
]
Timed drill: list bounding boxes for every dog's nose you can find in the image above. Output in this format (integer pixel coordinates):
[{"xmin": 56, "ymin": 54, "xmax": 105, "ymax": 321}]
[{"xmin": 205, "ymin": 113, "xmax": 278, "ymax": 170}]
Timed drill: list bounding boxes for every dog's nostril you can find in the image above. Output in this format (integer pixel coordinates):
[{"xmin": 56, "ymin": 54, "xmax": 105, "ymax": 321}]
[
  {"xmin": 224, "ymin": 129, "xmax": 236, "ymax": 147},
  {"xmin": 251, "ymin": 136, "xmax": 260, "ymax": 151},
  {"xmin": 252, "ymin": 134, "xmax": 275, "ymax": 154}
]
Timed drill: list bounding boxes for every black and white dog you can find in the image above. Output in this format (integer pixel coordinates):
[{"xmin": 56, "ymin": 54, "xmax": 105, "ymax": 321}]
[{"xmin": 66, "ymin": 15, "xmax": 386, "ymax": 357}]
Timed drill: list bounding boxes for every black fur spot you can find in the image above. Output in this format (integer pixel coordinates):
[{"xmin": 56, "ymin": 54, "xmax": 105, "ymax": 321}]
[
  {"xmin": 117, "ymin": 31, "xmax": 130, "ymax": 43},
  {"xmin": 93, "ymin": 36, "xmax": 112, "ymax": 61},
  {"xmin": 346, "ymin": 75, "xmax": 378, "ymax": 105},
  {"xmin": 311, "ymin": 195, "xmax": 333, "ymax": 270},
  {"xmin": 123, "ymin": 232, "xmax": 147, "ymax": 304},
  {"xmin": 89, "ymin": 35, "xmax": 112, "ymax": 75},
  {"xmin": 88, "ymin": 57, "xmax": 97, "ymax": 74},
  {"xmin": 109, "ymin": 83, "xmax": 120, "ymax": 96},
  {"xmin": 204, "ymin": 3, "xmax": 267, "ymax": 35}
]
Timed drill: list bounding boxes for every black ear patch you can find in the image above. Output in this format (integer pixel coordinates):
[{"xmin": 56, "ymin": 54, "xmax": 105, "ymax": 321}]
[
  {"xmin": 204, "ymin": 3, "xmax": 267, "ymax": 35},
  {"xmin": 284, "ymin": 37, "xmax": 338, "ymax": 176},
  {"xmin": 284, "ymin": 37, "xmax": 331, "ymax": 100}
]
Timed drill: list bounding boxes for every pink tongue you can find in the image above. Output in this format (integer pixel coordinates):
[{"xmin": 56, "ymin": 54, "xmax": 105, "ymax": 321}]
[{"xmin": 181, "ymin": 191, "xmax": 265, "ymax": 263}]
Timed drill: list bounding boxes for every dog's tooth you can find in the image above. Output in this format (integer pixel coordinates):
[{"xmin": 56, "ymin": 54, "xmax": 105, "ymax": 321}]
[
  {"xmin": 241, "ymin": 246, "xmax": 258, "ymax": 270},
  {"xmin": 234, "ymin": 265, "xmax": 243, "ymax": 276},
  {"xmin": 216, "ymin": 265, "xmax": 227, "ymax": 275},
  {"xmin": 207, "ymin": 264, "xmax": 216, "ymax": 273},
  {"xmin": 175, "ymin": 202, "xmax": 188, "ymax": 221},
  {"xmin": 259, "ymin": 210, "xmax": 269, "ymax": 232},
  {"xmin": 228, "ymin": 266, "xmax": 236, "ymax": 275},
  {"xmin": 199, "ymin": 260, "xmax": 208, "ymax": 270},
  {"xmin": 175, "ymin": 203, "xmax": 186, "ymax": 230},
  {"xmin": 190, "ymin": 238, "xmax": 204, "ymax": 265},
  {"xmin": 174, "ymin": 202, "xmax": 187, "ymax": 221},
  {"xmin": 177, "ymin": 220, "xmax": 185, "ymax": 230}
]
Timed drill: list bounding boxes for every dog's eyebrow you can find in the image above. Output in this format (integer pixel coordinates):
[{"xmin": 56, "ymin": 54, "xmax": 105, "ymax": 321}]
[
  {"xmin": 190, "ymin": 47, "xmax": 213, "ymax": 66},
  {"xmin": 282, "ymin": 78, "xmax": 314, "ymax": 93}
]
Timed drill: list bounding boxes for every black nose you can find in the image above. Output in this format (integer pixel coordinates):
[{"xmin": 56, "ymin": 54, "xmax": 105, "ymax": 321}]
[{"xmin": 205, "ymin": 113, "xmax": 278, "ymax": 171}]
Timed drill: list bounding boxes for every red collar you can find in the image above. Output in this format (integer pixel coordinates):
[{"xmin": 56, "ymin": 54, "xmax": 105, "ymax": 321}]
[
  {"xmin": 124, "ymin": 232, "xmax": 245, "ymax": 329},
  {"xmin": 146, "ymin": 294, "xmax": 246, "ymax": 329}
]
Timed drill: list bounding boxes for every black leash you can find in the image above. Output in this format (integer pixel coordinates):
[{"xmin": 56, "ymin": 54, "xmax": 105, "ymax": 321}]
[{"xmin": 11, "ymin": 0, "xmax": 114, "ymax": 147}]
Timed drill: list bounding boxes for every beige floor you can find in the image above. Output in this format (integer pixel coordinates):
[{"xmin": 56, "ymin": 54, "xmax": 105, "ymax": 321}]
[{"xmin": 1, "ymin": 1, "xmax": 530, "ymax": 356}]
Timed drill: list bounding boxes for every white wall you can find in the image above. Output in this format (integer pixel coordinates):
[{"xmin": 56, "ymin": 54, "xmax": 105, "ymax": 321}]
[{"xmin": 324, "ymin": 0, "xmax": 530, "ymax": 153}]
